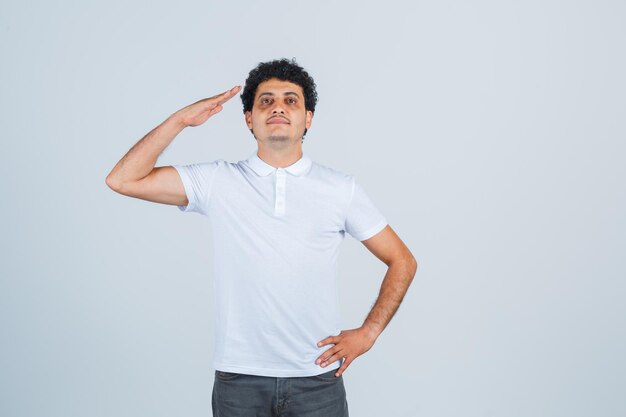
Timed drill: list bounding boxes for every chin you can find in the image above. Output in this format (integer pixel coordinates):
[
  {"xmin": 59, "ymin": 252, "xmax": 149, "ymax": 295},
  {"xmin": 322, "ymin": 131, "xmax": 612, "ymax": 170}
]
[{"xmin": 266, "ymin": 135, "xmax": 292, "ymax": 142}]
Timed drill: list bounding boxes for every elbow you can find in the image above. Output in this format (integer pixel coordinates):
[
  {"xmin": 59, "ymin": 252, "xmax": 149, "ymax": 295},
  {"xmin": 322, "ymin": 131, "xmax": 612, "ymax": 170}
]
[
  {"xmin": 400, "ymin": 253, "xmax": 418, "ymax": 278},
  {"xmin": 407, "ymin": 255, "xmax": 418, "ymax": 277},
  {"xmin": 105, "ymin": 174, "xmax": 121, "ymax": 192},
  {"xmin": 390, "ymin": 254, "xmax": 418, "ymax": 277}
]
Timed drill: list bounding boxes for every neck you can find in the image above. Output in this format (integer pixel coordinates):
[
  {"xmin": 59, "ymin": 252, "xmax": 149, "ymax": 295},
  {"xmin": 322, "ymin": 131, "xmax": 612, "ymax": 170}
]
[{"xmin": 257, "ymin": 145, "xmax": 303, "ymax": 168}]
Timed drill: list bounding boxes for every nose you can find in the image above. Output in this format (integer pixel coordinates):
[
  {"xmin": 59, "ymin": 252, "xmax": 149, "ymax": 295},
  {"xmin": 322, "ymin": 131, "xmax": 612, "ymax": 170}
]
[{"xmin": 271, "ymin": 103, "xmax": 285, "ymax": 114}]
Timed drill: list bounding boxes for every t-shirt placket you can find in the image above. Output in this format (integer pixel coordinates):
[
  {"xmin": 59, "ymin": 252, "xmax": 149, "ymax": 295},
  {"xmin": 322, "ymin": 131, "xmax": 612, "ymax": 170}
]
[{"xmin": 274, "ymin": 168, "xmax": 287, "ymax": 216}]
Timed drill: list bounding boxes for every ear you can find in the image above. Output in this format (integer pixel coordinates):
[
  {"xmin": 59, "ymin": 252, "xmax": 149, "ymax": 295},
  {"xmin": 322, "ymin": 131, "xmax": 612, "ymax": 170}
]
[
  {"xmin": 305, "ymin": 110, "xmax": 313, "ymax": 130},
  {"xmin": 245, "ymin": 111, "xmax": 252, "ymax": 129}
]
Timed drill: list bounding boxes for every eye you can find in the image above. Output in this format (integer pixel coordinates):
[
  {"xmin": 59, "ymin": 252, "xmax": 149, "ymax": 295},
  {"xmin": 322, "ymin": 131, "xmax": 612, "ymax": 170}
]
[
  {"xmin": 287, "ymin": 98, "xmax": 297, "ymax": 104},
  {"xmin": 261, "ymin": 97, "xmax": 272, "ymax": 105}
]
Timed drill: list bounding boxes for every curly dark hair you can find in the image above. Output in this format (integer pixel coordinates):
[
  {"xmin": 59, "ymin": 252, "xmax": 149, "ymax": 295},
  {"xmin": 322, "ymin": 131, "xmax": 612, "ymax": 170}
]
[{"xmin": 241, "ymin": 58, "xmax": 318, "ymax": 115}]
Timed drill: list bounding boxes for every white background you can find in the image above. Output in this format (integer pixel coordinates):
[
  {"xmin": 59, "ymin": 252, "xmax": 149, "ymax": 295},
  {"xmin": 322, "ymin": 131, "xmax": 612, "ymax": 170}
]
[{"xmin": 1, "ymin": 1, "xmax": 624, "ymax": 416}]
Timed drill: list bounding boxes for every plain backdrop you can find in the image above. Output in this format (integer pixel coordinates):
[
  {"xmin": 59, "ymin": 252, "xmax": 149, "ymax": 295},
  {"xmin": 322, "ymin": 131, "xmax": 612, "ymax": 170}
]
[{"xmin": 1, "ymin": 1, "xmax": 624, "ymax": 416}]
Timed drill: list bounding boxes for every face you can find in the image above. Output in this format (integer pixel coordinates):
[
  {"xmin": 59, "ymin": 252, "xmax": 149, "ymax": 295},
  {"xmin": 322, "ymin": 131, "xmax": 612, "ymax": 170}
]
[{"xmin": 245, "ymin": 78, "xmax": 313, "ymax": 148}]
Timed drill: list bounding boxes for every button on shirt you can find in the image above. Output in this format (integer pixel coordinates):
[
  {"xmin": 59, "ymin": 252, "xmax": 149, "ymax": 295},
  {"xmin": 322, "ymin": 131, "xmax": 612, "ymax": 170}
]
[{"xmin": 173, "ymin": 151, "xmax": 388, "ymax": 377}]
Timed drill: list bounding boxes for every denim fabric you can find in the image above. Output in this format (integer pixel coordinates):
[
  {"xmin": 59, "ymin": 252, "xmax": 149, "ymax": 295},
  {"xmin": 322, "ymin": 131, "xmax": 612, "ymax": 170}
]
[{"xmin": 212, "ymin": 368, "xmax": 349, "ymax": 417}]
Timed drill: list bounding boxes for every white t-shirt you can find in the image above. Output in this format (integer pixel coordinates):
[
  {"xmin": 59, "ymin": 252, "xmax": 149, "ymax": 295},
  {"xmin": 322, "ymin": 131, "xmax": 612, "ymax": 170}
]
[{"xmin": 173, "ymin": 151, "xmax": 387, "ymax": 377}]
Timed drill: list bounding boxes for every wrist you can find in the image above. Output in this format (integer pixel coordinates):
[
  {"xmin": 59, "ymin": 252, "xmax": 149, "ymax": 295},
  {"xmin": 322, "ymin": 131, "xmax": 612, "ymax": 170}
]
[
  {"xmin": 361, "ymin": 323, "xmax": 381, "ymax": 342},
  {"xmin": 167, "ymin": 113, "xmax": 187, "ymax": 131}
]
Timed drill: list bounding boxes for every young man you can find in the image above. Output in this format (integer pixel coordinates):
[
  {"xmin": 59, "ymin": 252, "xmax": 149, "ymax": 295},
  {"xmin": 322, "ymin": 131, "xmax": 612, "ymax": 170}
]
[{"xmin": 106, "ymin": 59, "xmax": 417, "ymax": 417}]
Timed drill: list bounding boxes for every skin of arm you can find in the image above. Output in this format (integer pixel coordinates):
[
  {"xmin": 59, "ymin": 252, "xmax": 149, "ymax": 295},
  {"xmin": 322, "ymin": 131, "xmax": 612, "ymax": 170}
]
[
  {"xmin": 105, "ymin": 86, "xmax": 240, "ymax": 190},
  {"xmin": 105, "ymin": 115, "xmax": 186, "ymax": 189},
  {"xmin": 316, "ymin": 225, "xmax": 418, "ymax": 377}
]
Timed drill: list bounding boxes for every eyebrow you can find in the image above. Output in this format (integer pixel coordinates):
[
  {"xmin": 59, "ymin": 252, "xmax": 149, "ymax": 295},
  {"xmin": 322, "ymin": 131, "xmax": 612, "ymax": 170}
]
[{"xmin": 258, "ymin": 92, "xmax": 301, "ymax": 98}]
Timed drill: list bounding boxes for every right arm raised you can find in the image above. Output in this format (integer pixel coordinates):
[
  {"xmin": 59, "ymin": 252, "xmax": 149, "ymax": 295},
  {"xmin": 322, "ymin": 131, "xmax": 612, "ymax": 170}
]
[{"xmin": 105, "ymin": 85, "xmax": 241, "ymax": 205}]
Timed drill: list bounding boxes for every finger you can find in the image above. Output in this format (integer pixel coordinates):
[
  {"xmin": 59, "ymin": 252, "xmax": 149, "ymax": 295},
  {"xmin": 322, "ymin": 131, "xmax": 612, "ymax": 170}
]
[
  {"xmin": 335, "ymin": 357, "xmax": 354, "ymax": 377},
  {"xmin": 208, "ymin": 104, "xmax": 223, "ymax": 115},
  {"xmin": 320, "ymin": 351, "xmax": 344, "ymax": 367},
  {"xmin": 221, "ymin": 85, "xmax": 241, "ymax": 98},
  {"xmin": 215, "ymin": 86, "xmax": 241, "ymax": 105},
  {"xmin": 316, "ymin": 347, "xmax": 338, "ymax": 364},
  {"xmin": 317, "ymin": 336, "xmax": 336, "ymax": 347},
  {"xmin": 215, "ymin": 86, "xmax": 239, "ymax": 98},
  {"xmin": 201, "ymin": 87, "xmax": 236, "ymax": 108}
]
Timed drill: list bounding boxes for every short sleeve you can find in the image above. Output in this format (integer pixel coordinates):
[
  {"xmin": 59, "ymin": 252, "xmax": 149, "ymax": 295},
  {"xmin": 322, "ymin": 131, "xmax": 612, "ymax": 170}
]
[
  {"xmin": 172, "ymin": 160, "xmax": 222, "ymax": 216},
  {"xmin": 343, "ymin": 176, "xmax": 388, "ymax": 241}
]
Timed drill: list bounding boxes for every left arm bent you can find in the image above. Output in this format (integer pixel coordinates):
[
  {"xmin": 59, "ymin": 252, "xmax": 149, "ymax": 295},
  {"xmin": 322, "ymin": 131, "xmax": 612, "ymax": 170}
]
[{"xmin": 316, "ymin": 225, "xmax": 418, "ymax": 377}]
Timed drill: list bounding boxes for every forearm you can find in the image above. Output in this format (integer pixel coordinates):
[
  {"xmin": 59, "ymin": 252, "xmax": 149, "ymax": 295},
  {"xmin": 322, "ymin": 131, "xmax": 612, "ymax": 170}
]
[
  {"xmin": 361, "ymin": 258, "xmax": 417, "ymax": 340},
  {"xmin": 106, "ymin": 114, "xmax": 186, "ymax": 188}
]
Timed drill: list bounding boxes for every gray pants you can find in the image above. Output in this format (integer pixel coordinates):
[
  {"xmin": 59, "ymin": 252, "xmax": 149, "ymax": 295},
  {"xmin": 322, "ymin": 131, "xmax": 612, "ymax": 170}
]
[{"xmin": 212, "ymin": 368, "xmax": 349, "ymax": 417}]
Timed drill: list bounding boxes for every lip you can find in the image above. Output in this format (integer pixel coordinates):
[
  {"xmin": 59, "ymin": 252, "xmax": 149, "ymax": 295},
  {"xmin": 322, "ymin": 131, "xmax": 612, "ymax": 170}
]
[{"xmin": 267, "ymin": 116, "xmax": 289, "ymax": 124}]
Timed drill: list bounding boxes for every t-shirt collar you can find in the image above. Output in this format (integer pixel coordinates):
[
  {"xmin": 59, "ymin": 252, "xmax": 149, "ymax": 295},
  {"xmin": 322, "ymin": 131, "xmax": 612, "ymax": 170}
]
[{"xmin": 245, "ymin": 151, "xmax": 312, "ymax": 177}]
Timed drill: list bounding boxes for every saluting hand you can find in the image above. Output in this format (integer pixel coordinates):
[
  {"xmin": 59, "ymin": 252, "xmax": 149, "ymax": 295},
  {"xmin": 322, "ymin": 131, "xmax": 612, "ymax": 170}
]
[
  {"xmin": 316, "ymin": 327, "xmax": 378, "ymax": 377},
  {"xmin": 173, "ymin": 85, "xmax": 241, "ymax": 128}
]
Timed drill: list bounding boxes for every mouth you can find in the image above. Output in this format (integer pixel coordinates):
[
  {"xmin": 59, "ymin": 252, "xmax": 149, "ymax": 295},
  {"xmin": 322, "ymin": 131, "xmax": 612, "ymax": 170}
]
[{"xmin": 267, "ymin": 116, "xmax": 290, "ymax": 124}]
